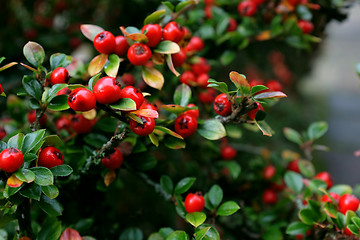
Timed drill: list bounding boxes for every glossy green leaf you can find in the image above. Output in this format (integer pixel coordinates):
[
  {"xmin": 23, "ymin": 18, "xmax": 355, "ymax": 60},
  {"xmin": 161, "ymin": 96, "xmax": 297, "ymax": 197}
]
[
  {"xmin": 36, "ymin": 195, "xmax": 63, "ymax": 216},
  {"xmin": 194, "ymin": 227, "xmax": 211, "ymax": 240},
  {"xmin": 229, "ymin": 71, "xmax": 249, "ymax": 94},
  {"xmin": 22, "ymin": 75, "xmax": 42, "ymax": 101},
  {"xmin": 155, "ymin": 126, "xmax": 184, "ymax": 140},
  {"xmin": 348, "ymin": 224, "xmax": 359, "ymax": 236},
  {"xmin": 42, "ymin": 135, "xmax": 64, "ymax": 149},
  {"xmin": 198, "ymin": 119, "xmax": 226, "ymax": 140},
  {"xmin": 175, "ymin": 0, "xmax": 196, "ymax": 12},
  {"xmin": 50, "ymin": 53, "xmax": 72, "ymax": 70},
  {"xmin": 286, "ymin": 222, "xmax": 311, "ymax": 235},
  {"xmin": 80, "ymin": 24, "xmax": 105, "ymax": 41},
  {"xmin": 104, "ymin": 54, "xmax": 121, "ymax": 78},
  {"xmin": 254, "ymin": 120, "xmax": 273, "ymax": 137},
  {"xmin": 110, "ymin": 98, "xmax": 137, "ymax": 111},
  {"xmin": 48, "ymin": 95, "xmax": 69, "ymax": 111},
  {"xmin": 30, "ymin": 167, "xmax": 54, "ymax": 186},
  {"xmin": 159, "ymin": 228, "xmax": 174, "ymax": 239},
  {"xmin": 51, "ymin": 164, "xmax": 73, "ymax": 177},
  {"xmin": 196, "ymin": 224, "xmax": 220, "ymax": 240},
  {"xmin": 144, "ymin": 9, "xmax": 167, "ymax": 25},
  {"xmin": 88, "ymin": 73, "xmax": 102, "ymax": 91},
  {"xmin": 142, "ymin": 67, "xmax": 164, "ymax": 90},
  {"xmin": 283, "ymin": 127, "xmax": 303, "ymax": 145},
  {"xmin": 217, "ymin": 201, "xmax": 240, "ymax": 216},
  {"xmin": 174, "ymin": 84, "xmax": 192, "ymax": 107},
  {"xmin": 45, "ymin": 83, "xmax": 68, "ymax": 103},
  {"xmin": 15, "ymin": 169, "xmax": 35, "ymax": 183},
  {"xmin": 298, "ymin": 160, "xmax": 315, "ymax": 178},
  {"xmin": 119, "ymin": 227, "xmax": 143, "ymax": 240},
  {"xmin": 154, "ymin": 41, "xmax": 180, "ymax": 54},
  {"xmin": 174, "ymin": 177, "xmax": 196, "ymax": 195},
  {"xmin": 323, "ymin": 202, "xmax": 338, "ymax": 218},
  {"xmin": 208, "ymin": 185, "xmax": 223, "ymax": 208},
  {"xmin": 346, "ymin": 211, "xmax": 357, "ymax": 226},
  {"xmin": 336, "ymin": 212, "xmax": 346, "ymax": 229},
  {"xmin": 164, "ymin": 137, "xmax": 186, "ymax": 149},
  {"xmin": 160, "ymin": 175, "xmax": 174, "ymax": 195},
  {"xmin": 149, "ymin": 133, "xmax": 159, "ymax": 147},
  {"xmin": 42, "ymin": 185, "xmax": 59, "ymax": 199},
  {"xmin": 3, "ymin": 184, "xmax": 22, "ymax": 198},
  {"xmin": 166, "ymin": 231, "xmax": 188, "ymax": 240},
  {"xmin": 7, "ymin": 133, "xmax": 24, "ymax": 149},
  {"xmin": 20, "ymin": 182, "xmax": 41, "ymax": 200},
  {"xmin": 207, "ymin": 79, "xmax": 228, "ymax": 94},
  {"xmin": 175, "ymin": 197, "xmax": 187, "ymax": 219},
  {"xmin": 307, "ymin": 121, "xmax": 328, "ymax": 140},
  {"xmin": 352, "ymin": 217, "xmax": 360, "ymax": 229},
  {"xmin": 186, "ymin": 212, "xmax": 206, "ymax": 228},
  {"xmin": 284, "ymin": 171, "xmax": 303, "ymax": 193},
  {"xmin": 23, "ymin": 41, "xmax": 45, "ymax": 67},
  {"xmin": 161, "ymin": 104, "xmax": 186, "ymax": 114},
  {"xmin": 37, "ymin": 217, "xmax": 62, "ymax": 240},
  {"xmin": 251, "ymin": 85, "xmax": 268, "ymax": 95},
  {"xmin": 162, "ymin": 1, "xmax": 175, "ymax": 11},
  {"xmin": 298, "ymin": 208, "xmax": 320, "ymax": 225},
  {"xmin": 328, "ymin": 184, "xmax": 352, "ymax": 196},
  {"xmin": 22, "ymin": 129, "xmax": 45, "ymax": 154}
]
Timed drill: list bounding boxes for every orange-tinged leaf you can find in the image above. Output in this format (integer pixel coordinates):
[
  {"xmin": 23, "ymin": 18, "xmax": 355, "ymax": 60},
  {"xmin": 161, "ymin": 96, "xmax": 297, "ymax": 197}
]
[
  {"xmin": 0, "ymin": 62, "xmax": 17, "ymax": 72},
  {"xmin": 60, "ymin": 228, "xmax": 82, "ymax": 240},
  {"xmin": 88, "ymin": 54, "xmax": 108, "ymax": 76},
  {"xmin": 127, "ymin": 33, "xmax": 148, "ymax": 43},
  {"xmin": 166, "ymin": 55, "xmax": 180, "ymax": 77},
  {"xmin": 104, "ymin": 170, "xmax": 116, "ymax": 187},
  {"xmin": 18, "ymin": 237, "xmax": 32, "ymax": 240},
  {"xmin": 229, "ymin": 71, "xmax": 249, "ymax": 89},
  {"xmin": 276, "ymin": 1, "xmax": 294, "ymax": 13},
  {"xmin": 161, "ymin": 104, "xmax": 186, "ymax": 114},
  {"xmin": 20, "ymin": 62, "xmax": 38, "ymax": 72},
  {"xmin": 7, "ymin": 174, "xmax": 23, "ymax": 188},
  {"xmin": 152, "ymin": 52, "xmax": 165, "ymax": 65},
  {"xmin": 130, "ymin": 109, "xmax": 159, "ymax": 118},
  {"xmin": 82, "ymin": 109, "xmax": 97, "ymax": 120},
  {"xmin": 80, "ymin": 24, "xmax": 104, "ymax": 41},
  {"xmin": 253, "ymin": 91, "xmax": 287, "ymax": 100},
  {"xmin": 142, "ymin": 67, "xmax": 164, "ymax": 90},
  {"xmin": 256, "ymin": 30, "xmax": 271, "ymax": 41}
]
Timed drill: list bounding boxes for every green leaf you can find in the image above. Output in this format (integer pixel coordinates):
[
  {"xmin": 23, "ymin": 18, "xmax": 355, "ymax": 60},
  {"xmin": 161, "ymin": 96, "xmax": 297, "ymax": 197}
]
[
  {"xmin": 50, "ymin": 53, "xmax": 71, "ymax": 70},
  {"xmin": 164, "ymin": 137, "xmax": 186, "ymax": 149},
  {"xmin": 161, "ymin": 104, "xmax": 187, "ymax": 115},
  {"xmin": 286, "ymin": 222, "xmax": 311, "ymax": 236},
  {"xmin": 220, "ymin": 51, "xmax": 235, "ymax": 66},
  {"xmin": 328, "ymin": 184, "xmax": 352, "ymax": 196},
  {"xmin": 133, "ymin": 154, "xmax": 157, "ymax": 171},
  {"xmin": 80, "ymin": 24, "xmax": 105, "ymax": 41},
  {"xmin": 298, "ymin": 160, "xmax": 315, "ymax": 178},
  {"xmin": 22, "ymin": 75, "xmax": 42, "ymax": 101},
  {"xmin": 148, "ymin": 233, "xmax": 165, "ymax": 240},
  {"xmin": 44, "ymin": 84, "xmax": 68, "ymax": 103},
  {"xmin": 48, "ymin": 95, "xmax": 69, "ymax": 111},
  {"xmin": 7, "ymin": 133, "xmax": 24, "ymax": 149},
  {"xmin": 37, "ymin": 217, "xmax": 62, "ymax": 240},
  {"xmin": 307, "ymin": 121, "xmax": 328, "ymax": 140},
  {"xmin": 220, "ymin": 161, "xmax": 241, "ymax": 179},
  {"xmin": 142, "ymin": 67, "xmax": 164, "ymax": 90},
  {"xmin": 174, "ymin": 84, "xmax": 192, "ymax": 107},
  {"xmin": 251, "ymin": 85, "xmax": 268, "ymax": 95},
  {"xmin": 225, "ymin": 125, "xmax": 242, "ymax": 139},
  {"xmin": 110, "ymin": 98, "xmax": 137, "ymax": 111},
  {"xmin": 194, "ymin": 227, "xmax": 211, "ymax": 240},
  {"xmin": 174, "ymin": 177, "xmax": 196, "ymax": 195},
  {"xmin": 88, "ymin": 73, "xmax": 102, "ymax": 91},
  {"xmin": 15, "ymin": 169, "xmax": 35, "ymax": 183},
  {"xmin": 348, "ymin": 224, "xmax": 359, "ymax": 236},
  {"xmin": 23, "ymin": 41, "xmax": 45, "ymax": 67},
  {"xmin": 22, "ymin": 129, "xmax": 45, "ymax": 154},
  {"xmin": 346, "ymin": 211, "xmax": 357, "ymax": 225},
  {"xmin": 263, "ymin": 227, "xmax": 283, "ymax": 240},
  {"xmin": 297, "ymin": 5, "xmax": 312, "ymax": 21},
  {"xmin": 323, "ymin": 202, "xmax": 338, "ymax": 218},
  {"xmin": 175, "ymin": 197, "xmax": 187, "ymax": 219},
  {"xmin": 283, "ymin": 127, "xmax": 303, "ymax": 145},
  {"xmin": 149, "ymin": 133, "xmax": 159, "ymax": 147},
  {"xmin": 196, "ymin": 225, "xmax": 220, "ymax": 240},
  {"xmin": 254, "ymin": 120, "xmax": 273, "ymax": 137},
  {"xmin": 208, "ymin": 185, "xmax": 223, "ymax": 208},
  {"xmin": 119, "ymin": 228, "xmax": 143, "ymax": 240},
  {"xmin": 30, "ymin": 167, "xmax": 54, "ymax": 186},
  {"xmin": 84, "ymin": 133, "xmax": 108, "ymax": 148},
  {"xmin": 166, "ymin": 231, "xmax": 188, "ymax": 240},
  {"xmin": 159, "ymin": 228, "xmax": 174, "ymax": 239},
  {"xmin": 217, "ymin": 201, "xmax": 240, "ymax": 216},
  {"xmin": 19, "ymin": 182, "xmax": 41, "ymax": 201},
  {"xmin": 42, "ymin": 135, "xmax": 64, "ymax": 149},
  {"xmin": 336, "ymin": 212, "xmax": 346, "ymax": 229},
  {"xmin": 0, "ymin": 62, "xmax": 18, "ymax": 72},
  {"xmin": 41, "ymin": 185, "xmax": 59, "ymax": 199},
  {"xmin": 207, "ymin": 79, "xmax": 228, "ymax": 94},
  {"xmin": 162, "ymin": 1, "xmax": 175, "ymax": 11},
  {"xmin": 198, "ymin": 119, "xmax": 226, "ymax": 140},
  {"xmin": 352, "ymin": 217, "xmax": 360, "ymax": 229},
  {"xmin": 50, "ymin": 164, "xmax": 73, "ymax": 177},
  {"xmin": 36, "ymin": 195, "xmax": 63, "ymax": 216},
  {"xmin": 175, "ymin": 0, "xmax": 195, "ymax": 12},
  {"xmin": 155, "ymin": 126, "xmax": 184, "ymax": 140},
  {"xmin": 298, "ymin": 208, "xmax": 321, "ymax": 225},
  {"xmin": 160, "ymin": 175, "xmax": 174, "ymax": 195},
  {"xmin": 186, "ymin": 212, "xmax": 206, "ymax": 227},
  {"xmin": 144, "ymin": 9, "xmax": 167, "ymax": 25},
  {"xmin": 154, "ymin": 41, "xmax": 180, "ymax": 54},
  {"xmin": 3, "ymin": 185, "xmax": 22, "ymax": 198},
  {"xmin": 284, "ymin": 171, "xmax": 303, "ymax": 193},
  {"xmin": 104, "ymin": 54, "xmax": 121, "ymax": 78}
]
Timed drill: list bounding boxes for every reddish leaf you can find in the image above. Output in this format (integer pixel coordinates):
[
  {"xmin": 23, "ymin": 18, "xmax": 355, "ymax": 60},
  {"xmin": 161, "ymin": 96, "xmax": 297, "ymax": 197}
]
[
  {"xmin": 104, "ymin": 170, "xmax": 116, "ymax": 187},
  {"xmin": 60, "ymin": 228, "xmax": 82, "ymax": 240},
  {"xmin": 254, "ymin": 91, "xmax": 287, "ymax": 100},
  {"xmin": 166, "ymin": 55, "xmax": 180, "ymax": 77},
  {"xmin": 80, "ymin": 24, "xmax": 105, "ymax": 41},
  {"xmin": 127, "ymin": 33, "xmax": 148, "ymax": 43},
  {"xmin": 130, "ymin": 109, "xmax": 159, "ymax": 118},
  {"xmin": 229, "ymin": 71, "xmax": 249, "ymax": 89},
  {"xmin": 142, "ymin": 67, "xmax": 164, "ymax": 90},
  {"xmin": 20, "ymin": 63, "xmax": 38, "ymax": 72},
  {"xmin": 0, "ymin": 62, "xmax": 18, "ymax": 72},
  {"xmin": 7, "ymin": 174, "xmax": 23, "ymax": 188},
  {"xmin": 88, "ymin": 54, "xmax": 108, "ymax": 76},
  {"xmin": 256, "ymin": 30, "xmax": 271, "ymax": 41}
]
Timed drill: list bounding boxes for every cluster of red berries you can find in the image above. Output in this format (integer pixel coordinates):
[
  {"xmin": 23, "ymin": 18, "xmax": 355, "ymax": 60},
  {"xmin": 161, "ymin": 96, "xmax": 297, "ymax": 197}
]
[
  {"xmin": 56, "ymin": 113, "xmax": 97, "ymax": 134},
  {"xmin": 174, "ymin": 104, "xmax": 199, "ymax": 138},
  {"xmin": 268, "ymin": 51, "xmax": 293, "ymax": 86}
]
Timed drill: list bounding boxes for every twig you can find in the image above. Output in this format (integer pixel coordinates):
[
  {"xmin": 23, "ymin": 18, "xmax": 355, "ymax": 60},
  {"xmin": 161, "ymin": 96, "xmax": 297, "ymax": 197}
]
[
  {"xmin": 169, "ymin": 1, "xmax": 198, "ymax": 22},
  {"xmin": 31, "ymin": 107, "xmax": 46, "ymax": 132}
]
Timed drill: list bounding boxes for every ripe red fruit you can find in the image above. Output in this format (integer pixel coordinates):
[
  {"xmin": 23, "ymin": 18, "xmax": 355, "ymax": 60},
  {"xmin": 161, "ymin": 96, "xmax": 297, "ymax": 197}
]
[
  {"xmin": 321, "ymin": 192, "xmax": 340, "ymax": 203},
  {"xmin": 262, "ymin": 189, "xmax": 278, "ymax": 204},
  {"xmin": 0, "ymin": 84, "xmax": 3, "ymax": 94},
  {"xmin": 339, "ymin": 194, "xmax": 360, "ymax": 214},
  {"xmin": 205, "ymin": 0, "xmax": 214, "ymax": 4},
  {"xmin": 121, "ymin": 73, "xmax": 135, "ymax": 86},
  {"xmin": 0, "ymin": 148, "xmax": 24, "ymax": 173},
  {"xmin": 298, "ymin": 20, "xmax": 314, "ymax": 34},
  {"xmin": 214, "ymin": 93, "xmax": 232, "ymax": 116},
  {"xmin": 196, "ymin": 73, "xmax": 209, "ymax": 88},
  {"xmin": 56, "ymin": 115, "xmax": 72, "ymax": 133},
  {"xmin": 227, "ymin": 18, "xmax": 238, "ymax": 32},
  {"xmin": 114, "ymin": 36, "xmax": 129, "ymax": 57},
  {"xmin": 27, "ymin": 110, "xmax": 47, "ymax": 126},
  {"xmin": 171, "ymin": 48, "xmax": 186, "ymax": 68},
  {"xmin": 0, "ymin": 127, "xmax": 6, "ymax": 140},
  {"xmin": 93, "ymin": 31, "xmax": 116, "ymax": 54},
  {"xmin": 180, "ymin": 71, "xmax": 197, "ymax": 86},
  {"xmin": 237, "ymin": 0, "xmax": 258, "ymax": 17},
  {"xmin": 127, "ymin": 43, "xmax": 152, "ymax": 66},
  {"xmin": 221, "ymin": 145, "xmax": 237, "ymax": 160},
  {"xmin": 263, "ymin": 165, "xmax": 276, "ymax": 180},
  {"xmin": 140, "ymin": 101, "xmax": 158, "ymax": 111},
  {"xmin": 101, "ymin": 148, "xmax": 123, "ymax": 170},
  {"xmin": 38, "ymin": 146, "xmax": 64, "ymax": 169},
  {"xmin": 184, "ymin": 103, "xmax": 199, "ymax": 119},
  {"xmin": 71, "ymin": 114, "xmax": 96, "ymax": 134},
  {"xmin": 93, "ymin": 76, "xmax": 121, "ymax": 104},
  {"xmin": 184, "ymin": 192, "xmax": 205, "ymax": 213},
  {"xmin": 192, "ymin": 57, "xmax": 211, "ymax": 75},
  {"xmin": 174, "ymin": 114, "xmax": 198, "ymax": 138},
  {"xmin": 68, "ymin": 88, "xmax": 96, "ymax": 112},
  {"xmin": 205, "ymin": 5, "xmax": 213, "ymax": 19},
  {"xmin": 163, "ymin": 21, "xmax": 185, "ymax": 43},
  {"xmin": 266, "ymin": 80, "xmax": 282, "ymax": 92},
  {"xmin": 130, "ymin": 117, "xmax": 155, "ymax": 136},
  {"xmin": 199, "ymin": 88, "xmax": 217, "ymax": 104},
  {"xmin": 287, "ymin": 159, "xmax": 301, "ymax": 173},
  {"xmin": 50, "ymin": 67, "xmax": 70, "ymax": 85},
  {"xmin": 251, "ymin": 0, "xmax": 266, "ymax": 5},
  {"xmin": 314, "ymin": 172, "xmax": 333, "ymax": 189},
  {"xmin": 142, "ymin": 24, "xmax": 162, "ymax": 47},
  {"xmin": 185, "ymin": 36, "xmax": 204, "ymax": 53},
  {"xmin": 247, "ymin": 102, "xmax": 264, "ymax": 120},
  {"xmin": 249, "ymin": 79, "xmax": 265, "ymax": 87},
  {"xmin": 120, "ymin": 86, "xmax": 144, "ymax": 109}
]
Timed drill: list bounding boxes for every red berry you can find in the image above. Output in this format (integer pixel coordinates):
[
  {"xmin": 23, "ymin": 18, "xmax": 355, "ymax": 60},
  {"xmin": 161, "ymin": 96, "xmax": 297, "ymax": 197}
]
[
  {"xmin": 0, "ymin": 84, "xmax": 3, "ymax": 94},
  {"xmin": 0, "ymin": 148, "xmax": 24, "ymax": 173},
  {"xmin": 130, "ymin": 117, "xmax": 155, "ymax": 136},
  {"xmin": 237, "ymin": 1, "xmax": 258, "ymax": 17},
  {"xmin": 184, "ymin": 103, "xmax": 199, "ymax": 119},
  {"xmin": 0, "ymin": 127, "xmax": 6, "ymax": 140},
  {"xmin": 101, "ymin": 148, "xmax": 123, "ymax": 170},
  {"xmin": 321, "ymin": 192, "xmax": 340, "ymax": 203},
  {"xmin": 266, "ymin": 80, "xmax": 282, "ymax": 92},
  {"xmin": 221, "ymin": 145, "xmax": 237, "ymax": 160},
  {"xmin": 184, "ymin": 192, "xmax": 205, "ymax": 213},
  {"xmin": 214, "ymin": 93, "xmax": 232, "ymax": 116},
  {"xmin": 251, "ymin": 0, "xmax": 266, "ymax": 5},
  {"xmin": 289, "ymin": 0, "xmax": 301, "ymax": 6},
  {"xmin": 205, "ymin": 0, "xmax": 214, "ymax": 4},
  {"xmin": 140, "ymin": 102, "xmax": 158, "ymax": 111},
  {"xmin": 298, "ymin": 20, "xmax": 314, "ymax": 34},
  {"xmin": 171, "ymin": 48, "xmax": 186, "ymax": 68},
  {"xmin": 121, "ymin": 73, "xmax": 135, "ymax": 86},
  {"xmin": 27, "ymin": 110, "xmax": 47, "ymax": 126},
  {"xmin": 199, "ymin": 88, "xmax": 217, "ymax": 104},
  {"xmin": 205, "ymin": 5, "xmax": 213, "ymax": 19},
  {"xmin": 127, "ymin": 43, "xmax": 152, "ymax": 66},
  {"xmin": 339, "ymin": 194, "xmax": 360, "ymax": 214},
  {"xmin": 263, "ymin": 165, "xmax": 276, "ymax": 180},
  {"xmin": 163, "ymin": 22, "xmax": 185, "ymax": 43},
  {"xmin": 180, "ymin": 71, "xmax": 197, "ymax": 86},
  {"xmin": 344, "ymin": 226, "xmax": 354, "ymax": 236},
  {"xmin": 196, "ymin": 73, "xmax": 209, "ymax": 88},
  {"xmin": 174, "ymin": 114, "xmax": 198, "ymax": 138},
  {"xmin": 249, "ymin": 79, "xmax": 265, "ymax": 88},
  {"xmin": 247, "ymin": 102, "xmax": 264, "ymax": 120},
  {"xmin": 71, "ymin": 114, "xmax": 96, "ymax": 134},
  {"xmin": 56, "ymin": 115, "xmax": 72, "ymax": 133},
  {"xmin": 192, "ymin": 57, "xmax": 210, "ymax": 75},
  {"xmin": 120, "ymin": 86, "xmax": 144, "ymax": 109},
  {"xmin": 227, "ymin": 18, "xmax": 237, "ymax": 32},
  {"xmin": 185, "ymin": 36, "xmax": 204, "ymax": 52},
  {"xmin": 93, "ymin": 76, "xmax": 121, "ymax": 104},
  {"xmin": 262, "ymin": 189, "xmax": 278, "ymax": 204},
  {"xmin": 142, "ymin": 24, "xmax": 162, "ymax": 47},
  {"xmin": 38, "ymin": 146, "xmax": 64, "ymax": 169},
  {"xmin": 68, "ymin": 88, "xmax": 96, "ymax": 112},
  {"xmin": 314, "ymin": 172, "xmax": 333, "ymax": 189},
  {"xmin": 114, "ymin": 36, "xmax": 129, "ymax": 57},
  {"xmin": 287, "ymin": 159, "xmax": 301, "ymax": 173},
  {"xmin": 93, "ymin": 31, "xmax": 116, "ymax": 54},
  {"xmin": 50, "ymin": 67, "xmax": 70, "ymax": 85}
]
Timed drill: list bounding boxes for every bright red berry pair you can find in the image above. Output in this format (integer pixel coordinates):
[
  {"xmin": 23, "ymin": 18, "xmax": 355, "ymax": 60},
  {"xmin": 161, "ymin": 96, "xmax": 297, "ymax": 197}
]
[{"xmin": 38, "ymin": 146, "xmax": 64, "ymax": 169}]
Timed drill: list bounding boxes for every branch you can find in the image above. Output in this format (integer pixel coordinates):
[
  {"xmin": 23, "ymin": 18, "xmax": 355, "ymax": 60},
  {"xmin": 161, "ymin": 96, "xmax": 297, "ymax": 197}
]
[
  {"xmin": 217, "ymin": 99, "xmax": 258, "ymax": 124},
  {"xmin": 30, "ymin": 107, "xmax": 46, "ymax": 132},
  {"xmin": 169, "ymin": 1, "xmax": 198, "ymax": 22}
]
